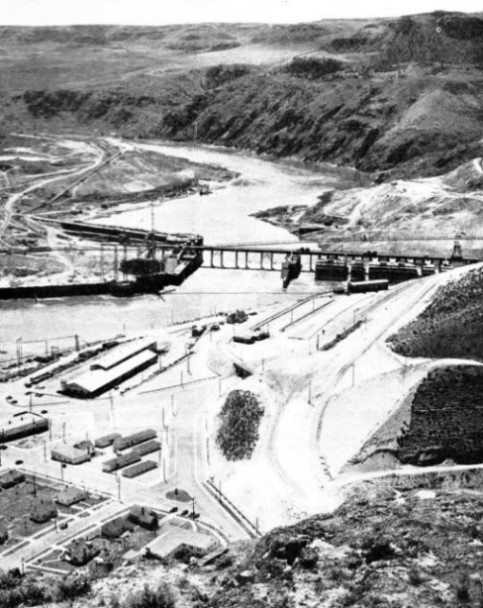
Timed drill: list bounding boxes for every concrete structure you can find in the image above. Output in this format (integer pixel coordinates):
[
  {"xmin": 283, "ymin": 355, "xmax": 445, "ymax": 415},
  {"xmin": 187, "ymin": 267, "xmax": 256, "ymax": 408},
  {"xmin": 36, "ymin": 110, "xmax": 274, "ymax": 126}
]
[
  {"xmin": 61, "ymin": 345, "xmax": 157, "ymax": 398},
  {"xmin": 55, "ymin": 487, "xmax": 88, "ymax": 507},
  {"xmin": 113, "ymin": 429, "xmax": 157, "ymax": 451},
  {"xmin": 51, "ymin": 444, "xmax": 91, "ymax": 465},
  {"xmin": 122, "ymin": 460, "xmax": 157, "ymax": 478},
  {"xmin": 128, "ymin": 505, "xmax": 158, "ymax": 529},
  {"xmin": 133, "ymin": 439, "xmax": 161, "ymax": 456},
  {"xmin": 95, "ymin": 432, "xmax": 121, "ymax": 449},
  {"xmin": 0, "ymin": 412, "xmax": 49, "ymax": 443},
  {"xmin": 90, "ymin": 339, "xmax": 156, "ymax": 371},
  {"xmin": 0, "ymin": 469, "xmax": 25, "ymax": 489},
  {"xmin": 145, "ymin": 526, "xmax": 216, "ymax": 559},
  {"xmin": 102, "ymin": 451, "xmax": 140, "ymax": 473}
]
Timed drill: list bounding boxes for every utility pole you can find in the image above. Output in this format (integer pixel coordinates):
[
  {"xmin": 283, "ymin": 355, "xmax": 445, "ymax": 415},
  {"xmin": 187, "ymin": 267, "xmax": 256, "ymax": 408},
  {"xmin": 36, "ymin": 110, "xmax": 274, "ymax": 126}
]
[
  {"xmin": 113, "ymin": 246, "xmax": 118, "ymax": 282},
  {"xmin": 151, "ymin": 200, "xmax": 155, "ymax": 234},
  {"xmin": 16, "ymin": 337, "xmax": 22, "ymax": 367}
]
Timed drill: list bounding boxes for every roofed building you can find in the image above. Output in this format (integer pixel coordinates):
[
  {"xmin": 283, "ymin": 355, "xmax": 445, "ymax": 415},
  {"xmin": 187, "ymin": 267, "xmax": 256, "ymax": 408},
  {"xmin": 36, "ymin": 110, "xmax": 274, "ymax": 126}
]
[
  {"xmin": 145, "ymin": 527, "xmax": 216, "ymax": 559},
  {"xmin": 61, "ymin": 346, "xmax": 157, "ymax": 399},
  {"xmin": 51, "ymin": 444, "xmax": 91, "ymax": 465}
]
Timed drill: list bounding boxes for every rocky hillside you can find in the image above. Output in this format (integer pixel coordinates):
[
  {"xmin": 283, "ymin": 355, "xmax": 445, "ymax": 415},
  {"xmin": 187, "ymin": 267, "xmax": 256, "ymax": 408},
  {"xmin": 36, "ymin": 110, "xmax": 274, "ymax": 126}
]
[
  {"xmin": 353, "ymin": 364, "xmax": 483, "ymax": 469},
  {"xmin": 20, "ymin": 471, "xmax": 483, "ymax": 608},
  {"xmin": 396, "ymin": 365, "xmax": 483, "ymax": 466},
  {"xmin": 388, "ymin": 265, "xmax": 483, "ymax": 361},
  {"xmin": 1, "ymin": 12, "xmax": 483, "ymax": 180},
  {"xmin": 326, "ymin": 11, "xmax": 483, "ymax": 66}
]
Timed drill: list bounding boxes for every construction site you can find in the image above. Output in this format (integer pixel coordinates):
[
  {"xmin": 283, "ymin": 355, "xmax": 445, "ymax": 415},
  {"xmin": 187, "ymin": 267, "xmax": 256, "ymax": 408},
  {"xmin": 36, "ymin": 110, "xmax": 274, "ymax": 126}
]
[{"xmin": 2, "ymin": 118, "xmax": 483, "ymax": 600}]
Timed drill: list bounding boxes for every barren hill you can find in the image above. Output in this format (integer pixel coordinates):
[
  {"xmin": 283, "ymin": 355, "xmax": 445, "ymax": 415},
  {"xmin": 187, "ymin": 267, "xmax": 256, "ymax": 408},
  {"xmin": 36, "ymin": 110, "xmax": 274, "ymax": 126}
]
[{"xmin": 1, "ymin": 12, "xmax": 483, "ymax": 180}]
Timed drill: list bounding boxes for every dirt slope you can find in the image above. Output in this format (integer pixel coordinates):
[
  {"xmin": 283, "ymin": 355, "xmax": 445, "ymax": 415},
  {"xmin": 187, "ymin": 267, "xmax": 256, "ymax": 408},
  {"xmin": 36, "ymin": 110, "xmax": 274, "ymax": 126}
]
[{"xmin": 388, "ymin": 265, "xmax": 483, "ymax": 361}]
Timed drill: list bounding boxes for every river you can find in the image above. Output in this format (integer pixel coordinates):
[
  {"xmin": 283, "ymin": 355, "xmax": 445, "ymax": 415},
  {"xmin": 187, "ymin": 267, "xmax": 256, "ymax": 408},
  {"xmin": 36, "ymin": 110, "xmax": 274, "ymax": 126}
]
[{"xmin": 0, "ymin": 141, "xmax": 344, "ymax": 361}]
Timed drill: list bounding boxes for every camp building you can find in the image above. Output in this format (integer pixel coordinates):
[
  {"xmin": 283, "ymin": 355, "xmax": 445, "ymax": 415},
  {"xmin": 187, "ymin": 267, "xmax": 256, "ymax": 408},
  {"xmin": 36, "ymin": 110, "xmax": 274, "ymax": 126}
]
[{"xmin": 61, "ymin": 338, "xmax": 158, "ymax": 398}]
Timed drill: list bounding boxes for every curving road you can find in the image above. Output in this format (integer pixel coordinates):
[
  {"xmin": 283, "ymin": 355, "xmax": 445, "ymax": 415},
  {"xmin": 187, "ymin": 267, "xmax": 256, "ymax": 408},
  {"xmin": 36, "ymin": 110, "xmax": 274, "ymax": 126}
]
[{"xmin": 0, "ymin": 139, "xmax": 106, "ymax": 244}]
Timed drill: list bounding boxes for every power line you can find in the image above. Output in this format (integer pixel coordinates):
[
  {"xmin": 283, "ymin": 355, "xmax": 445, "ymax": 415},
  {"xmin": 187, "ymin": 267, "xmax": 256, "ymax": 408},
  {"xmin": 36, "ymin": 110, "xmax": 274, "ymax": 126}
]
[{"xmin": 161, "ymin": 291, "xmax": 330, "ymax": 295}]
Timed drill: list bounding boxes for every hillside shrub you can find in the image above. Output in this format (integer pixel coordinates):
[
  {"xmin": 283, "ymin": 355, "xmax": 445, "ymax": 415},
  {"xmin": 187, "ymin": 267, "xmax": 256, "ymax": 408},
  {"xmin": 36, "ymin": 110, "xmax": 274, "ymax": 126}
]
[
  {"xmin": 124, "ymin": 583, "xmax": 176, "ymax": 608},
  {"xmin": 0, "ymin": 569, "xmax": 92, "ymax": 607},
  {"xmin": 205, "ymin": 64, "xmax": 254, "ymax": 88},
  {"xmin": 283, "ymin": 57, "xmax": 343, "ymax": 79},
  {"xmin": 55, "ymin": 572, "xmax": 92, "ymax": 601},
  {"xmin": 216, "ymin": 390, "xmax": 264, "ymax": 460}
]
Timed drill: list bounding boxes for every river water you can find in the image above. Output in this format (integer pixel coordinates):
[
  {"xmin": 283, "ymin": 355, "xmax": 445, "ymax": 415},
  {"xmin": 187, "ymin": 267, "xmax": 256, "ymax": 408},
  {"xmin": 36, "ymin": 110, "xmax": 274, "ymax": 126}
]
[{"xmin": 0, "ymin": 141, "xmax": 343, "ymax": 360}]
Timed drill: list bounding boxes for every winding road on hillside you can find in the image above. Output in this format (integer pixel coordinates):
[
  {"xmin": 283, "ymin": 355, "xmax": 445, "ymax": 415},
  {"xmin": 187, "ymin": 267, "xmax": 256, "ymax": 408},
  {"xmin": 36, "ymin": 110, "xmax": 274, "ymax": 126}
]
[{"xmin": 0, "ymin": 139, "xmax": 106, "ymax": 244}]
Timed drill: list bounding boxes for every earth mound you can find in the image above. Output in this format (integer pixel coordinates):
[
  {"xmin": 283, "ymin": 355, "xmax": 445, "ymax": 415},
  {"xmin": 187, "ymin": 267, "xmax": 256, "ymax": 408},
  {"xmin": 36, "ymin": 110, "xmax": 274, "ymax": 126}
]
[
  {"xmin": 395, "ymin": 365, "xmax": 483, "ymax": 466},
  {"xmin": 443, "ymin": 158, "xmax": 483, "ymax": 192},
  {"xmin": 388, "ymin": 265, "xmax": 483, "ymax": 361}
]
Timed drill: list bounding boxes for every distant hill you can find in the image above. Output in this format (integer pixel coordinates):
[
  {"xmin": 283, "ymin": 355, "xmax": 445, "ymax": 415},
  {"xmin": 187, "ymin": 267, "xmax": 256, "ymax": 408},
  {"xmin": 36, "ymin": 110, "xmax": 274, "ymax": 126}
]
[
  {"xmin": 1, "ymin": 12, "xmax": 483, "ymax": 179},
  {"xmin": 327, "ymin": 11, "xmax": 483, "ymax": 66}
]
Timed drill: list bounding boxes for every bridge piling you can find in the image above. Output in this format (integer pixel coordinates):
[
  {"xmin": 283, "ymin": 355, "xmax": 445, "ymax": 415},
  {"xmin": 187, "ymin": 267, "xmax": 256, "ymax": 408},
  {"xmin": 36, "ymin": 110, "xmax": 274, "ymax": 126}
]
[
  {"xmin": 245, "ymin": 251, "xmax": 249, "ymax": 269},
  {"xmin": 220, "ymin": 250, "xmax": 224, "ymax": 268},
  {"xmin": 210, "ymin": 250, "xmax": 214, "ymax": 268},
  {"xmin": 270, "ymin": 252, "xmax": 274, "ymax": 270},
  {"xmin": 235, "ymin": 250, "xmax": 239, "ymax": 269}
]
